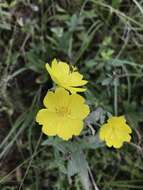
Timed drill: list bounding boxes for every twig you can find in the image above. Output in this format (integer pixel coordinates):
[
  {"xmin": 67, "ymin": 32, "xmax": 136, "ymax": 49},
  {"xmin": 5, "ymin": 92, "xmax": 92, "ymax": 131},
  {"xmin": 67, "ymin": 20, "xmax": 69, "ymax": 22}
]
[
  {"xmin": 88, "ymin": 166, "xmax": 100, "ymax": 190},
  {"xmin": 18, "ymin": 133, "xmax": 43, "ymax": 190},
  {"xmin": 113, "ymin": 76, "xmax": 118, "ymax": 116}
]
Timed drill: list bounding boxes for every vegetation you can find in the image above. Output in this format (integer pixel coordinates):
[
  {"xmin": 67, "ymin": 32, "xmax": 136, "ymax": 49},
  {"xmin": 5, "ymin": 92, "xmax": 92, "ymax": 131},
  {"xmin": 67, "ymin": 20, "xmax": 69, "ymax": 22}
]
[{"xmin": 0, "ymin": 0, "xmax": 143, "ymax": 189}]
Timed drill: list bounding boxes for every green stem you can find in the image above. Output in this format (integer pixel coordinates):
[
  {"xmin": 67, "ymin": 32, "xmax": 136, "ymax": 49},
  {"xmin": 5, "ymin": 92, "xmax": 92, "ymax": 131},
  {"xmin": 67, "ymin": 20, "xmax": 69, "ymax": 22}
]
[{"xmin": 114, "ymin": 77, "xmax": 118, "ymax": 116}]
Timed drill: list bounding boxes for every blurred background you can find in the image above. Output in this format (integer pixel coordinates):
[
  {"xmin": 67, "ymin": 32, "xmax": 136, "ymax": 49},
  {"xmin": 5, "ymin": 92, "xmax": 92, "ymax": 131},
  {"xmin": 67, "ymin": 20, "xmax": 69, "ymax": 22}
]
[{"xmin": 0, "ymin": 0, "xmax": 143, "ymax": 189}]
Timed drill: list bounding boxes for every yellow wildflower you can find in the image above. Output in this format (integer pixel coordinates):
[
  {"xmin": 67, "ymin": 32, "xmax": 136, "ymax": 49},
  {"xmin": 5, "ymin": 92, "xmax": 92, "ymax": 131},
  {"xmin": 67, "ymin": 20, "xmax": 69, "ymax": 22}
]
[
  {"xmin": 99, "ymin": 116, "xmax": 132, "ymax": 148},
  {"xmin": 46, "ymin": 58, "xmax": 88, "ymax": 93},
  {"xmin": 36, "ymin": 88, "xmax": 90, "ymax": 140}
]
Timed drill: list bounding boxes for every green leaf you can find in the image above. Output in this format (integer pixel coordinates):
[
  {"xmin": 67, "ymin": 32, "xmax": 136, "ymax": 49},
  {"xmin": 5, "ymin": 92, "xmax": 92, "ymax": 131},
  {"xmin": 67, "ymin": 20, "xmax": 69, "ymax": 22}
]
[
  {"xmin": 86, "ymin": 107, "xmax": 106, "ymax": 125},
  {"xmin": 78, "ymin": 136, "xmax": 104, "ymax": 150},
  {"xmin": 67, "ymin": 150, "xmax": 91, "ymax": 190}
]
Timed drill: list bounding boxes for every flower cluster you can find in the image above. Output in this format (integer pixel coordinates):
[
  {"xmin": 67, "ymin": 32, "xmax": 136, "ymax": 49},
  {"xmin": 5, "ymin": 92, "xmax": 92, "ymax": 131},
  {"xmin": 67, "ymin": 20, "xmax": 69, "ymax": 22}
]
[
  {"xmin": 36, "ymin": 58, "xmax": 132, "ymax": 148},
  {"xmin": 36, "ymin": 59, "xmax": 89, "ymax": 140}
]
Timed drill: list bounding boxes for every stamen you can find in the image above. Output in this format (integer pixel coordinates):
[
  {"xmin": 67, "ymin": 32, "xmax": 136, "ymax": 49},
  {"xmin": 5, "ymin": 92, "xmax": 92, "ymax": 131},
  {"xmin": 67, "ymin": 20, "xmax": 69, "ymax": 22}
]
[{"xmin": 55, "ymin": 106, "xmax": 71, "ymax": 116}]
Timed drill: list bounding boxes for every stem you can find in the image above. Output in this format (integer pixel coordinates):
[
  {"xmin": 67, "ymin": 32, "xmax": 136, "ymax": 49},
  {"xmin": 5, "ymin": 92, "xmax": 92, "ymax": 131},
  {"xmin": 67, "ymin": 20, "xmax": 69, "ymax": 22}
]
[
  {"xmin": 114, "ymin": 77, "xmax": 118, "ymax": 116},
  {"xmin": 18, "ymin": 133, "xmax": 43, "ymax": 190},
  {"xmin": 88, "ymin": 166, "xmax": 99, "ymax": 190}
]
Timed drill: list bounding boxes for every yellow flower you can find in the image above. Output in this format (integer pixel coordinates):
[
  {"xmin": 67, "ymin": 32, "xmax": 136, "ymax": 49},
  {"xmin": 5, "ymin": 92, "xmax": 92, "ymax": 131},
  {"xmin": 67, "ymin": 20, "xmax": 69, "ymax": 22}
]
[
  {"xmin": 46, "ymin": 58, "xmax": 88, "ymax": 93},
  {"xmin": 99, "ymin": 116, "xmax": 132, "ymax": 148},
  {"xmin": 36, "ymin": 88, "xmax": 90, "ymax": 140}
]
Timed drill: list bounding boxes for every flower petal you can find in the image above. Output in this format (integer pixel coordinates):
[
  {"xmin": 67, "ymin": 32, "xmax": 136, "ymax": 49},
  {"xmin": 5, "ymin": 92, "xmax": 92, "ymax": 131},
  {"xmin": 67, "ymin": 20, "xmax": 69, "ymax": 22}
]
[
  {"xmin": 43, "ymin": 88, "xmax": 70, "ymax": 110},
  {"xmin": 99, "ymin": 124, "xmax": 110, "ymax": 141},
  {"xmin": 57, "ymin": 61, "xmax": 70, "ymax": 74},
  {"xmin": 45, "ymin": 63, "xmax": 60, "ymax": 84},
  {"xmin": 66, "ymin": 86, "xmax": 87, "ymax": 94},
  {"xmin": 36, "ymin": 109, "xmax": 49, "ymax": 125},
  {"xmin": 68, "ymin": 72, "xmax": 88, "ymax": 86},
  {"xmin": 37, "ymin": 109, "xmax": 61, "ymax": 136},
  {"xmin": 57, "ymin": 118, "xmax": 83, "ymax": 140},
  {"xmin": 69, "ymin": 94, "xmax": 90, "ymax": 119}
]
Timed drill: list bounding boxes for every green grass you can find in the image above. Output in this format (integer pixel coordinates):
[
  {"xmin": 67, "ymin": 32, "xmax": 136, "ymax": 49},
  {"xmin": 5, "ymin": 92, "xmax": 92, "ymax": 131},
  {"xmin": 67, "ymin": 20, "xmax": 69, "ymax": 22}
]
[{"xmin": 0, "ymin": 0, "xmax": 143, "ymax": 189}]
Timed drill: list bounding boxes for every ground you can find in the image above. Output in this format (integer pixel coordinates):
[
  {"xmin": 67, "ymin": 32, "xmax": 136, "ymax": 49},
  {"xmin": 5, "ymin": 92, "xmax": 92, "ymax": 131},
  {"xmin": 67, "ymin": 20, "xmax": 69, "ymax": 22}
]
[{"xmin": 0, "ymin": 0, "xmax": 143, "ymax": 190}]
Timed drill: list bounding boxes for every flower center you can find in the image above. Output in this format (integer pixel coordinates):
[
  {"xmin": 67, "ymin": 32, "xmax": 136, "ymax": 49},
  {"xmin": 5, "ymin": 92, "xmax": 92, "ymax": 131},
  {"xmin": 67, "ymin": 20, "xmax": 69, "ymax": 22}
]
[{"xmin": 55, "ymin": 106, "xmax": 71, "ymax": 117}]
